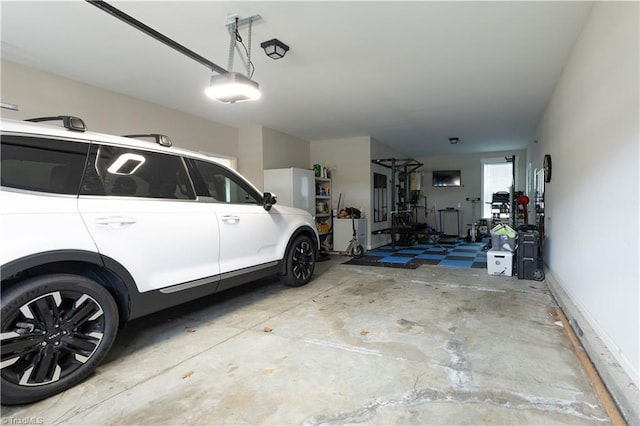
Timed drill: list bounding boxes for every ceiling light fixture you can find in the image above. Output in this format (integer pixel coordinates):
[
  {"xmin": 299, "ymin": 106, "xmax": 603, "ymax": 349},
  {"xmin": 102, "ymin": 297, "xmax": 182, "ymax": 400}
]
[
  {"xmin": 260, "ymin": 38, "xmax": 289, "ymax": 59},
  {"xmin": 205, "ymin": 72, "xmax": 261, "ymax": 103},
  {"xmin": 449, "ymin": 137, "xmax": 459, "ymax": 144}
]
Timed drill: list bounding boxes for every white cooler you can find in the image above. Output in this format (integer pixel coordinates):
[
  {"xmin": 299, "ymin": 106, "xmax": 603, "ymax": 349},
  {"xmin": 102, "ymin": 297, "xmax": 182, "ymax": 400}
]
[{"xmin": 487, "ymin": 249, "xmax": 513, "ymax": 276}]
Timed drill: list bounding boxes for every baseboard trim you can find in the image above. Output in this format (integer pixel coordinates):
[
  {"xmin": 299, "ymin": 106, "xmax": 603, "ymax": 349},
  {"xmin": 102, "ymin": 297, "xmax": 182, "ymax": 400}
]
[{"xmin": 546, "ymin": 267, "xmax": 639, "ymax": 425}]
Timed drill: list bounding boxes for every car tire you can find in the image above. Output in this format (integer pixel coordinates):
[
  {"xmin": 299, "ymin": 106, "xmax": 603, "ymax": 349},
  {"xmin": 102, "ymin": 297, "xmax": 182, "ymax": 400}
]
[
  {"xmin": 1, "ymin": 274, "xmax": 119, "ymax": 405},
  {"xmin": 281, "ymin": 235, "xmax": 316, "ymax": 287}
]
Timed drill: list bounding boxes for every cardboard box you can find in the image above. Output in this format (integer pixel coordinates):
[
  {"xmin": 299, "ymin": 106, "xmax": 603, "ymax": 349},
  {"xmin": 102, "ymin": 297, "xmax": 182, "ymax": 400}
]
[{"xmin": 487, "ymin": 249, "xmax": 513, "ymax": 276}]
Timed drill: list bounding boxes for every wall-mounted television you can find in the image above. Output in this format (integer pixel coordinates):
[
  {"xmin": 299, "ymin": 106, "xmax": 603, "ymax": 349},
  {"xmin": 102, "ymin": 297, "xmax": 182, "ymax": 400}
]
[{"xmin": 432, "ymin": 170, "xmax": 461, "ymax": 187}]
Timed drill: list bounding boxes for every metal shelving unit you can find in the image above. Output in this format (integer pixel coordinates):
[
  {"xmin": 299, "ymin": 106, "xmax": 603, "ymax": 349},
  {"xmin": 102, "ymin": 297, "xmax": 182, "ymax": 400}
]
[{"xmin": 315, "ymin": 177, "xmax": 332, "ymax": 242}]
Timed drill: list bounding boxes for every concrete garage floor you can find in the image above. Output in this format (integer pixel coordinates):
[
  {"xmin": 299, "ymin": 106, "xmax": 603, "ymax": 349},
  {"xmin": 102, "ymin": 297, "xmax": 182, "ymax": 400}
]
[{"xmin": 2, "ymin": 256, "xmax": 610, "ymax": 425}]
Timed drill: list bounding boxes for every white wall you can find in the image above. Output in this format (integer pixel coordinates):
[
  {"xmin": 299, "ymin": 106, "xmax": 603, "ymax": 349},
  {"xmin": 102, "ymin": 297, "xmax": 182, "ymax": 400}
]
[
  {"xmin": 1, "ymin": 60, "xmax": 238, "ymax": 157},
  {"xmin": 311, "ymin": 136, "xmax": 372, "ymax": 246},
  {"xmin": 532, "ymin": 1, "xmax": 639, "ymax": 419},
  {"xmin": 416, "ymin": 150, "xmax": 527, "ymax": 234},
  {"xmin": 237, "ymin": 125, "xmax": 310, "ymax": 191},
  {"xmin": 370, "ymin": 137, "xmax": 411, "ymax": 248},
  {"xmin": 311, "ymin": 136, "xmax": 411, "ymax": 250},
  {"xmin": 238, "ymin": 125, "xmax": 264, "ymax": 189},
  {"xmin": 262, "ymin": 127, "xmax": 310, "ymax": 171}
]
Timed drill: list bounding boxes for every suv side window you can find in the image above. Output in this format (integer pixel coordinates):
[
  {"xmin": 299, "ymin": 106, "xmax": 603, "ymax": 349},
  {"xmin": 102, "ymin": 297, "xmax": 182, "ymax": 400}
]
[
  {"xmin": 0, "ymin": 135, "xmax": 89, "ymax": 194},
  {"xmin": 189, "ymin": 159, "xmax": 260, "ymax": 204},
  {"xmin": 81, "ymin": 145, "xmax": 195, "ymax": 200}
]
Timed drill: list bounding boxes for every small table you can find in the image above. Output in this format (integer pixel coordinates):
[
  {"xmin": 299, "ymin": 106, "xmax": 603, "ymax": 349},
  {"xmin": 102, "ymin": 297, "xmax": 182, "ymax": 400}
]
[{"xmin": 438, "ymin": 209, "xmax": 460, "ymax": 236}]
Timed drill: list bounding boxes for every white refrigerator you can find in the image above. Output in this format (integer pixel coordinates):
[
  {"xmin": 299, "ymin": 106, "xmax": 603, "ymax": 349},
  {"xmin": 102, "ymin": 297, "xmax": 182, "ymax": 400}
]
[{"xmin": 263, "ymin": 168, "xmax": 315, "ymax": 216}]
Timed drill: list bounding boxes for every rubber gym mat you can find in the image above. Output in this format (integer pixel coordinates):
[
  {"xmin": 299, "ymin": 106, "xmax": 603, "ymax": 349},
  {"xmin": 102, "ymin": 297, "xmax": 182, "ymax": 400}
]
[{"xmin": 342, "ymin": 239, "xmax": 489, "ymax": 269}]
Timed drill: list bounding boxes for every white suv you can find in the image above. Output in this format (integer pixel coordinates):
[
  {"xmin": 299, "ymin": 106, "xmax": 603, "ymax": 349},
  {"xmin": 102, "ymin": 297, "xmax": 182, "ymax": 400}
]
[{"xmin": 0, "ymin": 116, "xmax": 318, "ymax": 405}]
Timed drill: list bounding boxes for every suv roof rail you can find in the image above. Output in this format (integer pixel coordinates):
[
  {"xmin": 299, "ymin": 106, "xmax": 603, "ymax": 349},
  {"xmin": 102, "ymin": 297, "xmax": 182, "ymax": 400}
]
[
  {"xmin": 25, "ymin": 115, "xmax": 87, "ymax": 132},
  {"xmin": 123, "ymin": 133, "xmax": 173, "ymax": 147}
]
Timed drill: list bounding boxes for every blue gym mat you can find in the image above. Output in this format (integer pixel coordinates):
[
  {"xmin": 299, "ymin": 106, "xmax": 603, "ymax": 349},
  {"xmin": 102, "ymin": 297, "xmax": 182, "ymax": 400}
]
[{"xmin": 343, "ymin": 239, "xmax": 489, "ymax": 269}]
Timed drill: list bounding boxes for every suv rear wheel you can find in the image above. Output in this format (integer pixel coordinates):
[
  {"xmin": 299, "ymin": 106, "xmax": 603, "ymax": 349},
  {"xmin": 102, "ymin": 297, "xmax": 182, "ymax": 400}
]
[
  {"xmin": 281, "ymin": 235, "xmax": 316, "ymax": 287},
  {"xmin": 1, "ymin": 274, "xmax": 119, "ymax": 405}
]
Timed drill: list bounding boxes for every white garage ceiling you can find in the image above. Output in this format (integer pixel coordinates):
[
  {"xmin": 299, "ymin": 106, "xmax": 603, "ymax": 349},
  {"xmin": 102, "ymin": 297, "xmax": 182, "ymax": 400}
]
[{"xmin": 1, "ymin": 1, "xmax": 593, "ymax": 156}]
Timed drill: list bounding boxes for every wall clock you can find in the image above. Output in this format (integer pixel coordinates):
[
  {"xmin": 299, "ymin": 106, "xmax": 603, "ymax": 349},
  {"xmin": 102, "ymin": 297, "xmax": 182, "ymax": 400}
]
[{"xmin": 543, "ymin": 154, "xmax": 552, "ymax": 183}]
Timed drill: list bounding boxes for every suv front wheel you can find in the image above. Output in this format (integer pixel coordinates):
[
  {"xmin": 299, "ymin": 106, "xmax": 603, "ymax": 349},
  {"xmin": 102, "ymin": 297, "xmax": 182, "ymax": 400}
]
[
  {"xmin": 1, "ymin": 274, "xmax": 119, "ymax": 405},
  {"xmin": 281, "ymin": 235, "xmax": 316, "ymax": 287}
]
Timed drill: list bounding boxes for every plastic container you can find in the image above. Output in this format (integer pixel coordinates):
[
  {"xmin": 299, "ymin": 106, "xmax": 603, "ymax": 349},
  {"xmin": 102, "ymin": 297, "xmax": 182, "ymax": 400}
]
[
  {"xmin": 487, "ymin": 249, "xmax": 513, "ymax": 276},
  {"xmin": 491, "ymin": 224, "xmax": 516, "ymax": 252}
]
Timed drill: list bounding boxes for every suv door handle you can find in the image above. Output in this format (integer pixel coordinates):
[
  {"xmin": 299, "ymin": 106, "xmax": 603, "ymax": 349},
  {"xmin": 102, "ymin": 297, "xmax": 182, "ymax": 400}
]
[
  {"xmin": 95, "ymin": 216, "xmax": 137, "ymax": 228},
  {"xmin": 221, "ymin": 215, "xmax": 240, "ymax": 224}
]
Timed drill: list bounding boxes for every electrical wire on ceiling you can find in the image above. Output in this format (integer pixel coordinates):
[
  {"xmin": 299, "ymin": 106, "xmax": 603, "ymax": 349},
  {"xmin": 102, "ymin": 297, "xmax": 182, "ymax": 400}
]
[{"xmin": 230, "ymin": 17, "xmax": 255, "ymax": 79}]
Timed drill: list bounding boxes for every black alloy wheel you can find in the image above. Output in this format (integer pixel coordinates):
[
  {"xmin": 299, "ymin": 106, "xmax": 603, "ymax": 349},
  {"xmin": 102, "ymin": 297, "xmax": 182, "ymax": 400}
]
[
  {"xmin": 281, "ymin": 235, "xmax": 316, "ymax": 287},
  {"xmin": 1, "ymin": 274, "xmax": 118, "ymax": 405}
]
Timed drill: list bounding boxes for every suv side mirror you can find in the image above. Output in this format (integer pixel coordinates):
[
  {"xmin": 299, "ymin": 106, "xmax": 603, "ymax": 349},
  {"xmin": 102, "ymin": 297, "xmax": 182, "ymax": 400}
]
[{"xmin": 263, "ymin": 192, "xmax": 277, "ymax": 211}]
